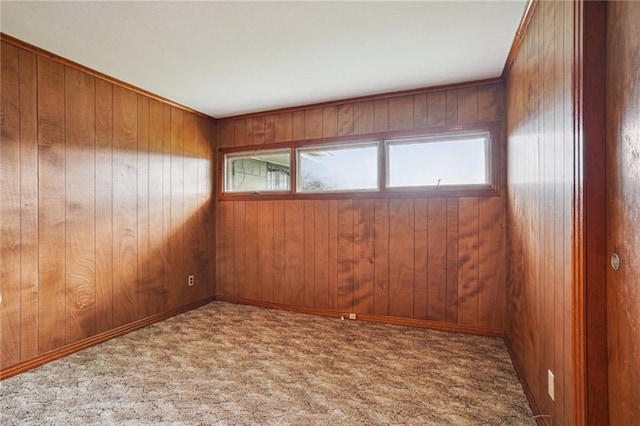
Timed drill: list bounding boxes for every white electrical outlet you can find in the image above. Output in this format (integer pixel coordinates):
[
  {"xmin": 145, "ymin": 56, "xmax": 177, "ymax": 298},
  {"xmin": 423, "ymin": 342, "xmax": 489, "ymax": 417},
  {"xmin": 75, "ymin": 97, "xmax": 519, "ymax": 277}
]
[
  {"xmin": 349, "ymin": 313, "xmax": 357, "ymax": 320},
  {"xmin": 188, "ymin": 275, "xmax": 194, "ymax": 287},
  {"xmin": 548, "ymin": 370, "xmax": 555, "ymax": 401}
]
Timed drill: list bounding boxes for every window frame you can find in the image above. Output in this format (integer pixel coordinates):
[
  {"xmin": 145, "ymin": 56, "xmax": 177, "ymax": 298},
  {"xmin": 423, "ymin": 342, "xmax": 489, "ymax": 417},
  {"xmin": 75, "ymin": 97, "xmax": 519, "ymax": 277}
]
[
  {"xmin": 222, "ymin": 147, "xmax": 294, "ymax": 195},
  {"xmin": 218, "ymin": 122, "xmax": 500, "ymax": 200}
]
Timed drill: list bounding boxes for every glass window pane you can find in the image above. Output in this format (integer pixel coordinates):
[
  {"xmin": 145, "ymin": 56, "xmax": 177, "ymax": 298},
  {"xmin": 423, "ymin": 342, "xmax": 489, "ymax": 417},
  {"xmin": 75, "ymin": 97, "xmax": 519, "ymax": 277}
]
[
  {"xmin": 297, "ymin": 143, "xmax": 378, "ymax": 192},
  {"xmin": 387, "ymin": 132, "xmax": 489, "ymax": 188},
  {"xmin": 225, "ymin": 149, "xmax": 290, "ymax": 192}
]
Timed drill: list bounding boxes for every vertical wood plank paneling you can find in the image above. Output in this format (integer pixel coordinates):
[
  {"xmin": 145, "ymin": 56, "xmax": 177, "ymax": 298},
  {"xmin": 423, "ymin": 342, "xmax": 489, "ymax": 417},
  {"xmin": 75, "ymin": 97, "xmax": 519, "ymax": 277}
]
[
  {"xmin": 303, "ymin": 200, "xmax": 315, "ymax": 307},
  {"xmin": 292, "ymin": 111, "xmax": 305, "ymax": 141},
  {"xmin": 427, "ymin": 92, "xmax": 446, "ymax": 127},
  {"xmin": 94, "ymin": 79, "xmax": 114, "ymax": 333},
  {"xmin": 388, "ymin": 95, "xmax": 414, "ymax": 131},
  {"xmin": 413, "ymin": 94, "xmax": 428, "ymax": 129},
  {"xmin": 337, "ymin": 104, "xmax": 354, "ymax": 136},
  {"xmin": 374, "ymin": 99, "xmax": 389, "ymax": 132},
  {"xmin": 64, "ymin": 67, "xmax": 96, "ymax": 343},
  {"xmin": 478, "ymin": 196, "xmax": 505, "ymax": 328},
  {"xmin": 505, "ymin": 0, "xmax": 577, "ymax": 422},
  {"xmin": 413, "ymin": 198, "xmax": 429, "ymax": 320},
  {"xmin": 353, "ymin": 101, "xmax": 374, "ymax": 135},
  {"xmin": 217, "ymin": 202, "xmax": 234, "ymax": 297},
  {"xmin": 136, "ymin": 96, "xmax": 151, "ymax": 316},
  {"xmin": 147, "ymin": 99, "xmax": 166, "ymax": 314},
  {"xmin": 37, "ymin": 56, "xmax": 67, "ymax": 353},
  {"xmin": 374, "ymin": 199, "xmax": 389, "ymax": 316},
  {"xmin": 251, "ymin": 116, "xmax": 266, "ymax": 145},
  {"xmin": 112, "ymin": 85, "xmax": 138, "ymax": 326},
  {"xmin": 284, "ymin": 201, "xmax": 304, "ymax": 305},
  {"xmin": 478, "ymin": 84, "xmax": 503, "ymax": 123},
  {"xmin": 457, "ymin": 87, "xmax": 479, "ymax": 125},
  {"xmin": 322, "ymin": 106, "xmax": 338, "ymax": 138},
  {"xmin": 274, "ymin": 112, "xmax": 292, "ymax": 143},
  {"xmin": 18, "ymin": 48, "xmax": 39, "ymax": 361},
  {"xmin": 304, "ymin": 108, "xmax": 323, "ymax": 140},
  {"xmin": 182, "ymin": 113, "xmax": 200, "ymax": 304},
  {"xmin": 272, "ymin": 200, "xmax": 286, "ymax": 303},
  {"xmin": 218, "ymin": 120, "xmax": 235, "ymax": 148},
  {"xmin": 233, "ymin": 201, "xmax": 246, "ymax": 298},
  {"xmin": 1, "ymin": 43, "xmax": 22, "ymax": 367},
  {"xmin": 327, "ymin": 200, "xmax": 338, "ymax": 309},
  {"xmin": 212, "ymin": 81, "xmax": 507, "ymax": 336},
  {"xmin": 313, "ymin": 200, "xmax": 330, "ymax": 308},
  {"xmin": 262, "ymin": 115, "xmax": 275, "ymax": 145},
  {"xmin": 244, "ymin": 201, "xmax": 259, "ymax": 300},
  {"xmin": 353, "ymin": 199, "xmax": 374, "ymax": 314},
  {"xmin": 427, "ymin": 198, "xmax": 447, "ymax": 322},
  {"xmin": 169, "ymin": 108, "xmax": 185, "ymax": 308},
  {"xmin": 445, "ymin": 198, "xmax": 459, "ymax": 322},
  {"xmin": 234, "ymin": 119, "xmax": 247, "ymax": 147},
  {"xmin": 257, "ymin": 201, "xmax": 274, "ymax": 302},
  {"xmin": 337, "ymin": 200, "xmax": 354, "ymax": 311},
  {"xmin": 388, "ymin": 198, "xmax": 414, "ymax": 318},
  {"xmin": 1, "ymin": 41, "xmax": 217, "ymax": 372},
  {"xmin": 161, "ymin": 104, "xmax": 173, "ymax": 308},
  {"xmin": 445, "ymin": 90, "xmax": 458, "ymax": 125},
  {"xmin": 457, "ymin": 197, "xmax": 479, "ymax": 326}
]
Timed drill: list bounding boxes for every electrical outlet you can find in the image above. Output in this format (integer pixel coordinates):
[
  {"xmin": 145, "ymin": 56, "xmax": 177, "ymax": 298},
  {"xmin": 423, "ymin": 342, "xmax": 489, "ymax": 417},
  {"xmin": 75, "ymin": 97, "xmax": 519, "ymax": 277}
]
[
  {"xmin": 548, "ymin": 370, "xmax": 555, "ymax": 401},
  {"xmin": 188, "ymin": 275, "xmax": 194, "ymax": 287},
  {"xmin": 349, "ymin": 313, "xmax": 357, "ymax": 320}
]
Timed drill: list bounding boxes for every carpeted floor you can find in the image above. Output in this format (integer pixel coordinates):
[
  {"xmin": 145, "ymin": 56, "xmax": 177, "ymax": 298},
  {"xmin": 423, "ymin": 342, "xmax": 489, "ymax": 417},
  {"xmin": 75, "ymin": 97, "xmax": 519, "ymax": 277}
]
[{"xmin": 0, "ymin": 302, "xmax": 534, "ymax": 425}]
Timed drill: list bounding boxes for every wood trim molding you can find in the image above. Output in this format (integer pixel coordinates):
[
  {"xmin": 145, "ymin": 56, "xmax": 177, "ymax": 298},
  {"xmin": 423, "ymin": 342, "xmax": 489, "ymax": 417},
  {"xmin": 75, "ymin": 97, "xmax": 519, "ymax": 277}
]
[
  {"xmin": 502, "ymin": 0, "xmax": 539, "ymax": 78},
  {"xmin": 0, "ymin": 32, "xmax": 216, "ymax": 121},
  {"xmin": 216, "ymin": 296, "xmax": 504, "ymax": 338},
  {"xmin": 505, "ymin": 337, "xmax": 550, "ymax": 426},
  {"xmin": 220, "ymin": 77, "xmax": 504, "ymax": 121},
  {"xmin": 0, "ymin": 297, "xmax": 216, "ymax": 380}
]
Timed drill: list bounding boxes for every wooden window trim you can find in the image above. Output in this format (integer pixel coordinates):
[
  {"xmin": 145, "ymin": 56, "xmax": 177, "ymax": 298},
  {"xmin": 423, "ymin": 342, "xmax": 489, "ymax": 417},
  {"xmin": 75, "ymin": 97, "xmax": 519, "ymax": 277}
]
[{"xmin": 218, "ymin": 122, "xmax": 501, "ymax": 201}]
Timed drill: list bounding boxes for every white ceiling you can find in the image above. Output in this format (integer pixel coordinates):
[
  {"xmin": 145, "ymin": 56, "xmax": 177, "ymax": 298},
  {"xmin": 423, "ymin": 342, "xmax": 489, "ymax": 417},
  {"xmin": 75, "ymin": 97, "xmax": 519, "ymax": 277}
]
[{"xmin": 1, "ymin": 1, "xmax": 527, "ymax": 118}]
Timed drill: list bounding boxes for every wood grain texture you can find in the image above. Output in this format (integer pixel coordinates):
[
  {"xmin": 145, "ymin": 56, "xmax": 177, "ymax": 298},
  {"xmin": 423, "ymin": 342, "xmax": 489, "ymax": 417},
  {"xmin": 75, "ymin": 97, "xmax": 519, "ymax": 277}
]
[
  {"xmin": 303, "ymin": 200, "xmax": 315, "ymax": 307},
  {"xmin": 337, "ymin": 200, "xmax": 354, "ymax": 311},
  {"xmin": 1, "ymin": 43, "xmax": 22, "ymax": 368},
  {"xmin": 112, "ymin": 85, "xmax": 138, "ymax": 326},
  {"xmin": 606, "ymin": 0, "xmax": 640, "ymax": 424},
  {"xmin": 257, "ymin": 201, "xmax": 275, "ymax": 302},
  {"xmin": 1, "ymin": 40, "xmax": 216, "ymax": 372},
  {"xmin": 505, "ymin": 1, "xmax": 579, "ymax": 423},
  {"xmin": 37, "ymin": 55, "xmax": 67, "ymax": 353},
  {"xmin": 64, "ymin": 66, "xmax": 96, "ymax": 343},
  {"xmin": 215, "ymin": 82, "xmax": 507, "ymax": 332},
  {"xmin": 388, "ymin": 198, "xmax": 414, "ymax": 318},
  {"xmin": 147, "ymin": 98, "xmax": 167, "ymax": 315},
  {"xmin": 353, "ymin": 199, "xmax": 374, "ymax": 314},
  {"xmin": 244, "ymin": 201, "xmax": 259, "ymax": 300},
  {"xmin": 95, "ymin": 78, "xmax": 114, "ymax": 333},
  {"xmin": 457, "ymin": 197, "xmax": 479, "ymax": 326},
  {"xmin": 18, "ymin": 48, "xmax": 39, "ymax": 361}
]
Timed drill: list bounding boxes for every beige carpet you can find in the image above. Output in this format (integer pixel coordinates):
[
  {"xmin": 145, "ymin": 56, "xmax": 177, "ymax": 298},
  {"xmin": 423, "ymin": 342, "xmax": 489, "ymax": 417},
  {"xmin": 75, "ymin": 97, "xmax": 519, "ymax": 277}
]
[{"xmin": 0, "ymin": 302, "xmax": 534, "ymax": 425}]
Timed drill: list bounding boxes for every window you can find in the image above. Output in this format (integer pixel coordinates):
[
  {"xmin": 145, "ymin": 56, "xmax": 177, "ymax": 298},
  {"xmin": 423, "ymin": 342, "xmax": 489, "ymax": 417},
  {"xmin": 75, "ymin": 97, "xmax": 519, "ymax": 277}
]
[
  {"xmin": 224, "ymin": 149, "xmax": 291, "ymax": 193},
  {"xmin": 386, "ymin": 131, "xmax": 490, "ymax": 188},
  {"xmin": 296, "ymin": 142, "xmax": 378, "ymax": 192},
  {"xmin": 220, "ymin": 123, "xmax": 498, "ymax": 199}
]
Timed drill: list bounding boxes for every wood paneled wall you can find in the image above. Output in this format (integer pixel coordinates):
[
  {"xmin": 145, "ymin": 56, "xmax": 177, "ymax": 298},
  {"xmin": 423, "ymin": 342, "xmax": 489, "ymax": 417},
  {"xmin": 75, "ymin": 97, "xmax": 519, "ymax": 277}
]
[
  {"xmin": 505, "ymin": 1, "xmax": 575, "ymax": 424},
  {"xmin": 606, "ymin": 0, "xmax": 640, "ymax": 423},
  {"xmin": 216, "ymin": 82, "xmax": 507, "ymax": 332},
  {"xmin": 0, "ymin": 40, "xmax": 216, "ymax": 371}
]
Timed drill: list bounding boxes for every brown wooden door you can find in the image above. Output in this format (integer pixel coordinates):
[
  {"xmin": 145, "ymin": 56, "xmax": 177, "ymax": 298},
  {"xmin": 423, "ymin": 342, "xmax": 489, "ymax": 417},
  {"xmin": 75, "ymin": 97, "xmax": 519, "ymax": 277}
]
[{"xmin": 605, "ymin": 1, "xmax": 640, "ymax": 424}]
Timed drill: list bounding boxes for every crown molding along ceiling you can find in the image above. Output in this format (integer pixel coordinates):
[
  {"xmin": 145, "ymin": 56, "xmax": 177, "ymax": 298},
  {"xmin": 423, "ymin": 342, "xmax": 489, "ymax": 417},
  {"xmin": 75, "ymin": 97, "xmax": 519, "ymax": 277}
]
[{"xmin": 1, "ymin": 1, "xmax": 527, "ymax": 118}]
